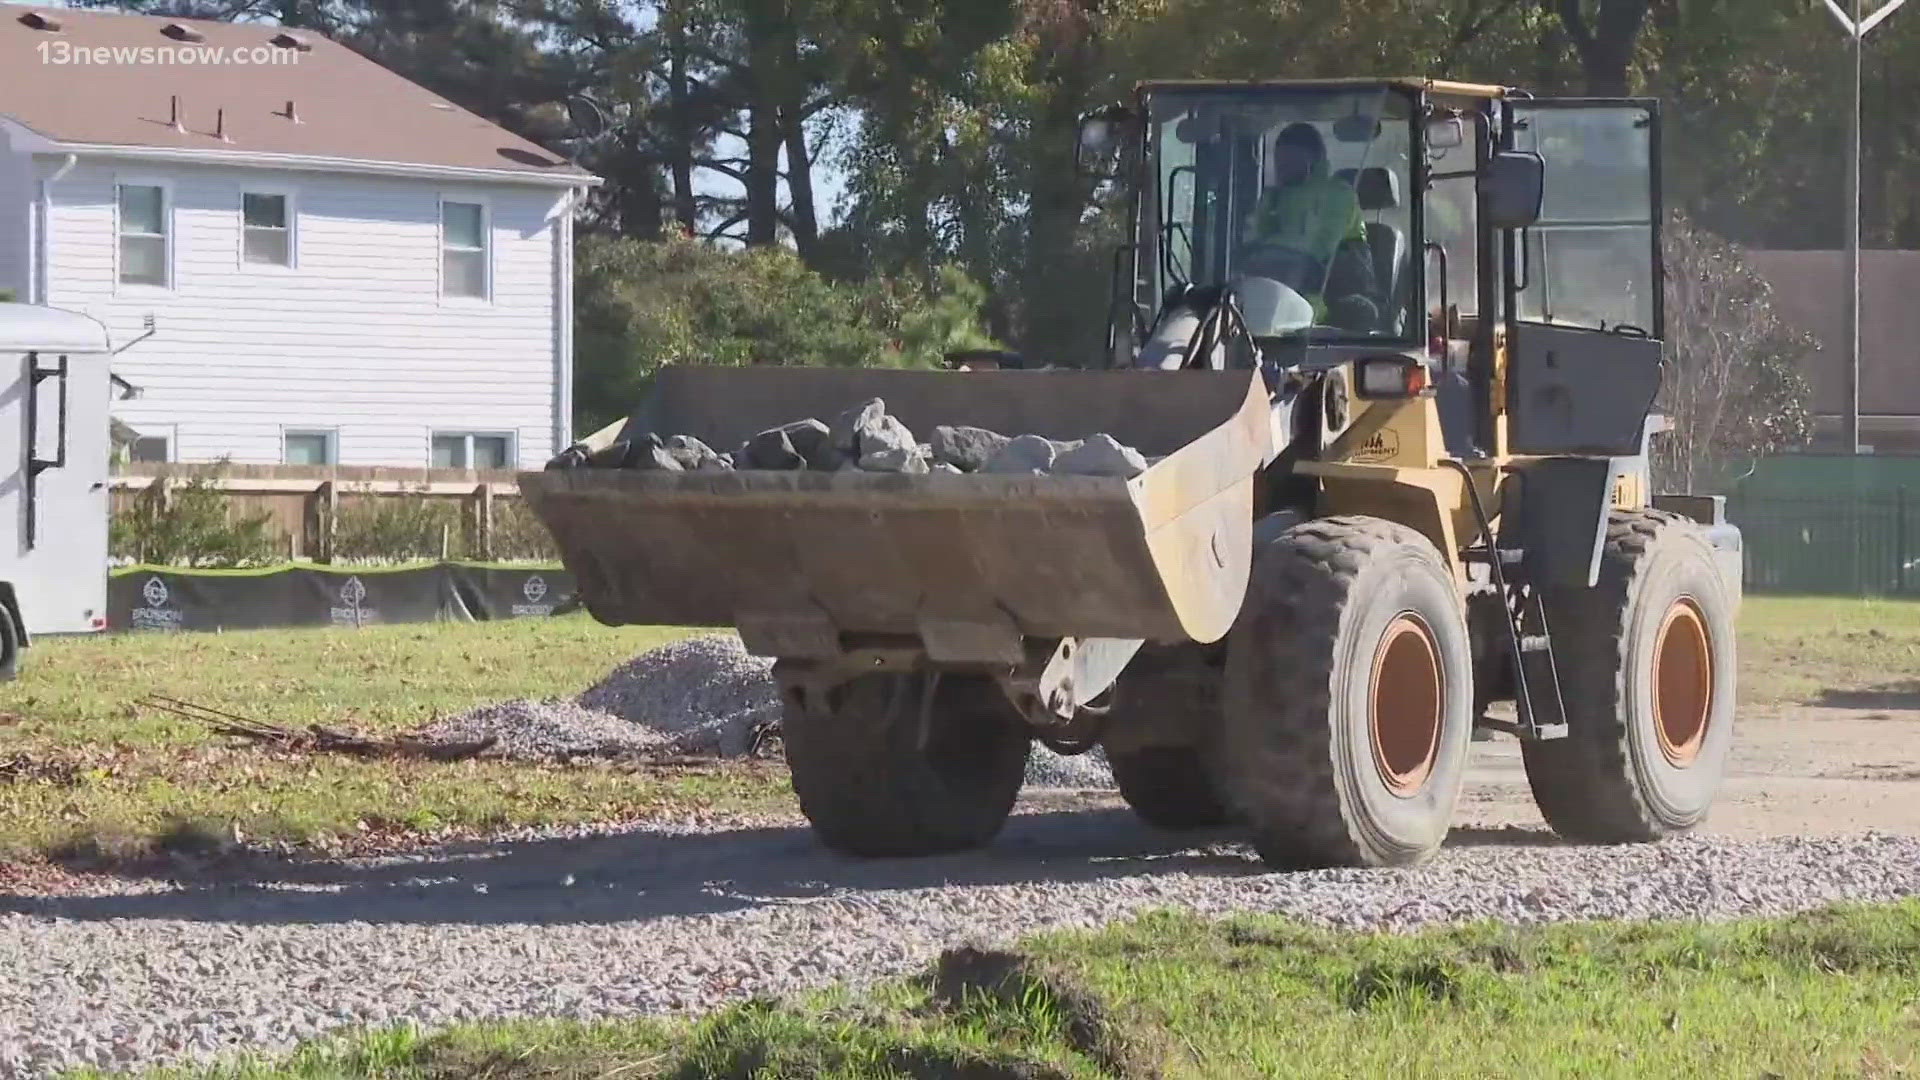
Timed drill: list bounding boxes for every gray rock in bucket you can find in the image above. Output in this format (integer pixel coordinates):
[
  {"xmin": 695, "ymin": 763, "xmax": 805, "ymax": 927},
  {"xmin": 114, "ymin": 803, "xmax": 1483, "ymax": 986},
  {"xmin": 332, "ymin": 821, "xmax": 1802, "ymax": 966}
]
[
  {"xmin": 739, "ymin": 426, "xmax": 805, "ymax": 470},
  {"xmin": 635, "ymin": 444, "xmax": 684, "ymax": 470},
  {"xmin": 829, "ymin": 398, "xmax": 885, "ymax": 455},
  {"xmin": 588, "ymin": 432, "xmax": 684, "ymax": 471},
  {"xmin": 664, "ymin": 434, "xmax": 727, "ymax": 471},
  {"xmin": 1053, "ymin": 433, "xmax": 1149, "ymax": 479},
  {"xmin": 807, "ymin": 444, "xmax": 851, "ymax": 471},
  {"xmin": 930, "ymin": 425, "xmax": 1010, "ymax": 472},
  {"xmin": 779, "ymin": 419, "xmax": 832, "ymax": 463},
  {"xmin": 983, "ymin": 434, "xmax": 1062, "ymax": 474},
  {"xmin": 860, "ymin": 414, "xmax": 917, "ymax": 457},
  {"xmin": 828, "ymin": 398, "xmax": 918, "ymax": 460},
  {"xmin": 859, "ymin": 446, "xmax": 930, "ymax": 473}
]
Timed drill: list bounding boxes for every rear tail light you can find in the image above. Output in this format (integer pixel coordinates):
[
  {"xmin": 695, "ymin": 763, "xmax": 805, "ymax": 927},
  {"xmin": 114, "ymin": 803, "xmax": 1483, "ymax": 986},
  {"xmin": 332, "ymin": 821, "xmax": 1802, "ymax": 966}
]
[{"xmin": 1355, "ymin": 357, "xmax": 1431, "ymax": 398}]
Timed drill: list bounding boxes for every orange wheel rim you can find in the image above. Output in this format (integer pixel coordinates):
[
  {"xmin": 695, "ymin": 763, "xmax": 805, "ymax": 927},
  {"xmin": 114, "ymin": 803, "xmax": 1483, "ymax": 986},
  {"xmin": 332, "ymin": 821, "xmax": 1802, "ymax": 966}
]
[
  {"xmin": 1653, "ymin": 598, "xmax": 1713, "ymax": 767},
  {"xmin": 1370, "ymin": 613, "xmax": 1443, "ymax": 797}
]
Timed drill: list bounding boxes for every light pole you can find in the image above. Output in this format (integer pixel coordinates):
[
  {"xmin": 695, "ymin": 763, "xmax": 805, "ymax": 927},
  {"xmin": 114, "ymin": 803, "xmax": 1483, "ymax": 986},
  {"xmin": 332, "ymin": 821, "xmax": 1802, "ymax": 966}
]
[{"xmin": 1822, "ymin": 0, "xmax": 1906, "ymax": 454}]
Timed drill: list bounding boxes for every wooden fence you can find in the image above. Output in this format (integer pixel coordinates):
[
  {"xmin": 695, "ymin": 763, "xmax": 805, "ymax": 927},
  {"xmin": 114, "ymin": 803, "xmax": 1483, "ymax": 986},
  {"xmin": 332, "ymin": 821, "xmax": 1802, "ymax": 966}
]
[{"xmin": 109, "ymin": 462, "xmax": 554, "ymax": 563}]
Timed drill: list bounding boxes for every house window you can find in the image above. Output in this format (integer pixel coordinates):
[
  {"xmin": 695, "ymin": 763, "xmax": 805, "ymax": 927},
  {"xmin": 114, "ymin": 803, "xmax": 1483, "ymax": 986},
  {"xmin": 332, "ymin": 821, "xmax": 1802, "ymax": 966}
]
[
  {"xmin": 441, "ymin": 200, "xmax": 487, "ymax": 298},
  {"xmin": 243, "ymin": 192, "xmax": 292, "ymax": 266},
  {"xmin": 118, "ymin": 184, "xmax": 168, "ymax": 286},
  {"xmin": 129, "ymin": 435, "xmax": 171, "ymax": 463},
  {"xmin": 433, "ymin": 432, "xmax": 512, "ymax": 469},
  {"xmin": 283, "ymin": 430, "xmax": 336, "ymax": 465}
]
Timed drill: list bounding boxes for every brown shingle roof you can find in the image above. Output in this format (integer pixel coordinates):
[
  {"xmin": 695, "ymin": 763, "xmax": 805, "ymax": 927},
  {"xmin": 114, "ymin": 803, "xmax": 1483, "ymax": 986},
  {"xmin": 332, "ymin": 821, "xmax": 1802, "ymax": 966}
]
[{"xmin": 0, "ymin": 3, "xmax": 594, "ymax": 183}]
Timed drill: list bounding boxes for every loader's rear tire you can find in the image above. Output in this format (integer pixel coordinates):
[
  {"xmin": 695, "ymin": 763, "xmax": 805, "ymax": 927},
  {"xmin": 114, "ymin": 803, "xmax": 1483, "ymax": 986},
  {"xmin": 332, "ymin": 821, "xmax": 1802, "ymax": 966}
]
[
  {"xmin": 780, "ymin": 669, "xmax": 1030, "ymax": 858},
  {"xmin": 1109, "ymin": 746, "xmax": 1230, "ymax": 830},
  {"xmin": 1218, "ymin": 517, "xmax": 1474, "ymax": 869},
  {"xmin": 1521, "ymin": 510, "xmax": 1736, "ymax": 843}
]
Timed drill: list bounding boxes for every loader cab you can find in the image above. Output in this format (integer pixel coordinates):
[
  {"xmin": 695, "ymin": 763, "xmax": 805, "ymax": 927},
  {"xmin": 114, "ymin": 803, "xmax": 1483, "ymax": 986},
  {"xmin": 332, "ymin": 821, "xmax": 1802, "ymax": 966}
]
[
  {"xmin": 1135, "ymin": 82, "xmax": 1423, "ymax": 346},
  {"xmin": 1110, "ymin": 77, "xmax": 1667, "ymax": 465}
]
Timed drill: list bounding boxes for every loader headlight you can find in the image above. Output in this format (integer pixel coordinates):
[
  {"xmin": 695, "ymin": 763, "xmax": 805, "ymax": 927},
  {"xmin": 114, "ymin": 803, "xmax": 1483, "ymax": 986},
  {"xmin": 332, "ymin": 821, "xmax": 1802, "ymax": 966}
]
[{"xmin": 1354, "ymin": 357, "xmax": 1432, "ymax": 399}]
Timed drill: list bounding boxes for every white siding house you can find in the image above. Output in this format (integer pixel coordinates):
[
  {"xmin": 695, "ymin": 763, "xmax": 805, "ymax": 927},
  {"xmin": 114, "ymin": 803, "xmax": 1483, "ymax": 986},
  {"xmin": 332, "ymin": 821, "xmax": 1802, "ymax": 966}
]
[{"xmin": 0, "ymin": 4, "xmax": 597, "ymax": 469}]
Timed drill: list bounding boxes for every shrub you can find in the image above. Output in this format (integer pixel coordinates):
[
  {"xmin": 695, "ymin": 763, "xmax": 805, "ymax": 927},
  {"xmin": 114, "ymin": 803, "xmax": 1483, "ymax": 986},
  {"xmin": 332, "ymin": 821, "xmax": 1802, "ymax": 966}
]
[
  {"xmin": 109, "ymin": 463, "xmax": 282, "ymax": 567},
  {"xmin": 330, "ymin": 487, "xmax": 464, "ymax": 563},
  {"xmin": 1654, "ymin": 213, "xmax": 1817, "ymax": 493}
]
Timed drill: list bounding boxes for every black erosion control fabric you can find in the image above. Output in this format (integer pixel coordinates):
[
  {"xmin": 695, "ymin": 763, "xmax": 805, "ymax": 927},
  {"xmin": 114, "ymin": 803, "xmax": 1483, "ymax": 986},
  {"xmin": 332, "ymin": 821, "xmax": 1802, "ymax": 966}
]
[{"xmin": 108, "ymin": 563, "xmax": 576, "ymax": 632}]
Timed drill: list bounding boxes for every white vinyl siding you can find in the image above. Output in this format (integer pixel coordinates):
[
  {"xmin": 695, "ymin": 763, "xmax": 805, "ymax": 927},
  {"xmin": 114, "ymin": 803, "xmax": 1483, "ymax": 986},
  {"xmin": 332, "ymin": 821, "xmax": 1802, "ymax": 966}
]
[
  {"xmin": 440, "ymin": 198, "xmax": 487, "ymax": 299},
  {"xmin": 242, "ymin": 191, "xmax": 293, "ymax": 267},
  {"xmin": 42, "ymin": 161, "xmax": 565, "ymax": 467},
  {"xmin": 117, "ymin": 182, "xmax": 168, "ymax": 287}
]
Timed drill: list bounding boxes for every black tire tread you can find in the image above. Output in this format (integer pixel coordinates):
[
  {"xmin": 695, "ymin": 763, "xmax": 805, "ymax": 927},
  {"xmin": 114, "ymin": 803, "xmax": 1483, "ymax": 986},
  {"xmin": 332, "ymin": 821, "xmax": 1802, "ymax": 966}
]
[
  {"xmin": 1220, "ymin": 515, "xmax": 1455, "ymax": 868},
  {"xmin": 1522, "ymin": 508, "xmax": 1726, "ymax": 843},
  {"xmin": 1109, "ymin": 746, "xmax": 1230, "ymax": 830},
  {"xmin": 781, "ymin": 672, "xmax": 1030, "ymax": 858}
]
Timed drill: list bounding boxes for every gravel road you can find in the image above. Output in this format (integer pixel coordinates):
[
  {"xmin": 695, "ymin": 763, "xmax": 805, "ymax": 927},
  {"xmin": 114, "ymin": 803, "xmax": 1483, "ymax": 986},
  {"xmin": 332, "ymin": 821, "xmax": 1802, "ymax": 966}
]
[{"xmin": 4, "ymin": 710, "xmax": 1920, "ymax": 1076}]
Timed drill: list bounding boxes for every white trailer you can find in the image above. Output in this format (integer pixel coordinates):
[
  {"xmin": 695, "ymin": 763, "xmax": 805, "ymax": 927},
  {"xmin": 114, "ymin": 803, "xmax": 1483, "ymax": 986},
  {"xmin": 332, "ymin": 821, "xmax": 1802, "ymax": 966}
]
[{"xmin": 0, "ymin": 302, "xmax": 113, "ymax": 678}]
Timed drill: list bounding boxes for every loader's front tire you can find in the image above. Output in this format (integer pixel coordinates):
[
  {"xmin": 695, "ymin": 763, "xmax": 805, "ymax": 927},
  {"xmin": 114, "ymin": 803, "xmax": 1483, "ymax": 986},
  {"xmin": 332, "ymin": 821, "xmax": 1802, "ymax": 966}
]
[
  {"xmin": 1218, "ymin": 517, "xmax": 1474, "ymax": 868},
  {"xmin": 779, "ymin": 669, "xmax": 1030, "ymax": 858},
  {"xmin": 1109, "ymin": 746, "xmax": 1230, "ymax": 830},
  {"xmin": 1521, "ymin": 510, "xmax": 1736, "ymax": 843}
]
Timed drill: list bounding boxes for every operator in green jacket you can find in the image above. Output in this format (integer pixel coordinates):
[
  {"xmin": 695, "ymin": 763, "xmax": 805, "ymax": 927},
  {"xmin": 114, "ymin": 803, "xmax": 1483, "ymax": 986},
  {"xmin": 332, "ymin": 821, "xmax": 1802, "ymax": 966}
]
[{"xmin": 1240, "ymin": 122, "xmax": 1369, "ymax": 322}]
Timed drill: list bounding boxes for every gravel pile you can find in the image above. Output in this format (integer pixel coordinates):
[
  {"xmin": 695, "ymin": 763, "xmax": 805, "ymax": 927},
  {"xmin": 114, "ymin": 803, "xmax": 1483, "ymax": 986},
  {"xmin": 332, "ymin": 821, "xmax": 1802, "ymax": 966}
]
[
  {"xmin": 427, "ymin": 633, "xmax": 1115, "ymax": 787},
  {"xmin": 3, "ymin": 830, "xmax": 1917, "ymax": 1076},
  {"xmin": 545, "ymin": 397, "xmax": 1152, "ymax": 479},
  {"xmin": 1025, "ymin": 745, "xmax": 1114, "ymax": 788},
  {"xmin": 577, "ymin": 635, "xmax": 781, "ymax": 757},
  {"xmin": 414, "ymin": 699, "xmax": 669, "ymax": 759}
]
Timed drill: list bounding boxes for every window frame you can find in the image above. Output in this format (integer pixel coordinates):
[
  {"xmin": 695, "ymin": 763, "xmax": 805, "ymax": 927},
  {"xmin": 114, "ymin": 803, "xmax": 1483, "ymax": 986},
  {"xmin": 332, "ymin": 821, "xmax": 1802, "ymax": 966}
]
[
  {"xmin": 1501, "ymin": 97, "xmax": 1664, "ymax": 339},
  {"xmin": 127, "ymin": 425, "xmax": 175, "ymax": 464},
  {"xmin": 239, "ymin": 187, "xmax": 298, "ymax": 271},
  {"xmin": 1141, "ymin": 84, "xmax": 1425, "ymax": 346},
  {"xmin": 437, "ymin": 195, "xmax": 492, "ymax": 303},
  {"xmin": 281, "ymin": 427, "xmax": 339, "ymax": 466},
  {"xmin": 432, "ymin": 430, "xmax": 516, "ymax": 470},
  {"xmin": 115, "ymin": 177, "xmax": 174, "ymax": 292}
]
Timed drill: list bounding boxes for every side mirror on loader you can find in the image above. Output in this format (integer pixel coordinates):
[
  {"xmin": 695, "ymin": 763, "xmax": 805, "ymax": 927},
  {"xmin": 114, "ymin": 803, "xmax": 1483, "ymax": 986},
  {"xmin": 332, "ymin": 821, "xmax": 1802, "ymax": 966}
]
[{"xmin": 1484, "ymin": 150, "xmax": 1546, "ymax": 230}]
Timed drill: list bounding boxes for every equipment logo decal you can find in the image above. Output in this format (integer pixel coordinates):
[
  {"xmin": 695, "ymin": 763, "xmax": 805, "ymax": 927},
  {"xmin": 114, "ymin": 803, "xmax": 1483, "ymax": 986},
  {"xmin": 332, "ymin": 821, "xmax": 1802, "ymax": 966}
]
[{"xmin": 1351, "ymin": 428, "xmax": 1400, "ymax": 464}]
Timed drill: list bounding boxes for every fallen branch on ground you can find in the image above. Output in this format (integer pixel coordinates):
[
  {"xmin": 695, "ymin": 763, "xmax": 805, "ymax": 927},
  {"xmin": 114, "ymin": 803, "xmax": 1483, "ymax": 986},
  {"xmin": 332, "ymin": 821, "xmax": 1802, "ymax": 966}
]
[{"xmin": 137, "ymin": 696, "xmax": 498, "ymax": 761}]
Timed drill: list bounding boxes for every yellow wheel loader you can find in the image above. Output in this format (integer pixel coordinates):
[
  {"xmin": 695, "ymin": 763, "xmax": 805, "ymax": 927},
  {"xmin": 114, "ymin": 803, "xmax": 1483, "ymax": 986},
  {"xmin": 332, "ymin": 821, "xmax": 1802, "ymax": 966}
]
[{"xmin": 520, "ymin": 78, "xmax": 1743, "ymax": 869}]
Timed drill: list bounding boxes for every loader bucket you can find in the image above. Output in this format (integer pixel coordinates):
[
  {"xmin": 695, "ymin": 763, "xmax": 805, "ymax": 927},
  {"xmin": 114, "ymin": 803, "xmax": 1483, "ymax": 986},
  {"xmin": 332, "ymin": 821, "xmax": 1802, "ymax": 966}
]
[{"xmin": 517, "ymin": 365, "xmax": 1275, "ymax": 663}]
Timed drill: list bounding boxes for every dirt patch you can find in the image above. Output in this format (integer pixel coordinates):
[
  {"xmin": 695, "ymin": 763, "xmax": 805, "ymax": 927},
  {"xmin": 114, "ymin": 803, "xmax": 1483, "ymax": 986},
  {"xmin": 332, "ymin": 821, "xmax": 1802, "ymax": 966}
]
[
  {"xmin": 932, "ymin": 945, "xmax": 1167, "ymax": 1079},
  {"xmin": 1459, "ymin": 709, "xmax": 1920, "ymax": 837}
]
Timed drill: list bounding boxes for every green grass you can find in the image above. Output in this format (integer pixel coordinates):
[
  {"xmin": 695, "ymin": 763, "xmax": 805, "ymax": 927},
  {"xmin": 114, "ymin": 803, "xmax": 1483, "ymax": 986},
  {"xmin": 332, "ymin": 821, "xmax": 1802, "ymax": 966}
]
[
  {"xmin": 0, "ymin": 615, "xmax": 790, "ymax": 861},
  {"xmin": 0, "ymin": 592, "xmax": 1912, "ymax": 865},
  {"xmin": 101, "ymin": 901, "xmax": 1920, "ymax": 1079},
  {"xmin": 1738, "ymin": 594, "xmax": 1920, "ymax": 709}
]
